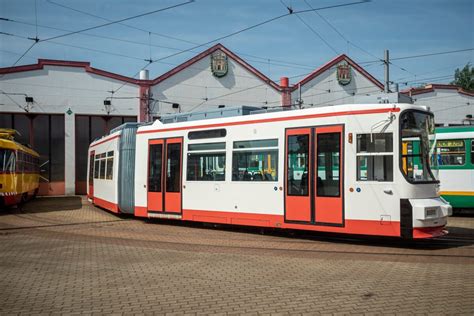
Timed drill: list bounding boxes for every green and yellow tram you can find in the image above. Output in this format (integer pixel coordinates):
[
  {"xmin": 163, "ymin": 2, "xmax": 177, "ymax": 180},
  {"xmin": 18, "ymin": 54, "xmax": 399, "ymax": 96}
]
[{"xmin": 435, "ymin": 126, "xmax": 474, "ymax": 210}]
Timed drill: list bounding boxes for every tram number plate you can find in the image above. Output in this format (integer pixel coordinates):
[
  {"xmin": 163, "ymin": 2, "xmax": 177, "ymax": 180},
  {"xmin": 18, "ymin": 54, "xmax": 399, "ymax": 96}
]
[{"xmin": 425, "ymin": 208, "xmax": 437, "ymax": 218}]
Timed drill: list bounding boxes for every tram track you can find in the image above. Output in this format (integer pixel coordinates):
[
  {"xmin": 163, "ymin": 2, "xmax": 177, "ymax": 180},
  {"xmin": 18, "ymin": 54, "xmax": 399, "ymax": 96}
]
[
  {"xmin": 2, "ymin": 219, "xmax": 472, "ymax": 263},
  {"xmin": 1, "ymin": 205, "xmax": 473, "ymax": 262}
]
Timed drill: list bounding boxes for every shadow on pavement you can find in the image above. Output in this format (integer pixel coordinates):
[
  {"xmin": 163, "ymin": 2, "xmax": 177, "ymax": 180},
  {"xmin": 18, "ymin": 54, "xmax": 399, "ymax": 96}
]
[
  {"xmin": 1, "ymin": 196, "xmax": 83, "ymax": 215},
  {"xmin": 144, "ymin": 217, "xmax": 474, "ymax": 251}
]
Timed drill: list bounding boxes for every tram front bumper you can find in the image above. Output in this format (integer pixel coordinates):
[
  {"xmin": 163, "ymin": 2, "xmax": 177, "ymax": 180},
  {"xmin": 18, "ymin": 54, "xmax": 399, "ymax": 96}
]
[{"xmin": 409, "ymin": 197, "xmax": 452, "ymax": 238}]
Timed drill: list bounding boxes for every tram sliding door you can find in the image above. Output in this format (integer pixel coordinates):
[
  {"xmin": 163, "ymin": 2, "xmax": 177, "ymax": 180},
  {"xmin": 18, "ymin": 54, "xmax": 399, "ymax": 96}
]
[
  {"xmin": 147, "ymin": 138, "xmax": 183, "ymax": 214},
  {"xmin": 314, "ymin": 126, "xmax": 343, "ymax": 225},
  {"xmin": 147, "ymin": 139, "xmax": 164, "ymax": 212},
  {"xmin": 285, "ymin": 125, "xmax": 344, "ymax": 226}
]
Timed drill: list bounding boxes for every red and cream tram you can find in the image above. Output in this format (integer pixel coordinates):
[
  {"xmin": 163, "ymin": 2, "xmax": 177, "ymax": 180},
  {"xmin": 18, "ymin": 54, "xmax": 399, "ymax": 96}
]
[{"xmin": 87, "ymin": 103, "xmax": 452, "ymax": 239}]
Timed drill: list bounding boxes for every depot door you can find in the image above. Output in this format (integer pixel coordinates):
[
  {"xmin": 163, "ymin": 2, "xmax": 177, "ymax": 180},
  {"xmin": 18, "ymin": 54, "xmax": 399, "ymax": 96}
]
[
  {"xmin": 284, "ymin": 125, "xmax": 344, "ymax": 226},
  {"xmin": 147, "ymin": 138, "xmax": 183, "ymax": 214}
]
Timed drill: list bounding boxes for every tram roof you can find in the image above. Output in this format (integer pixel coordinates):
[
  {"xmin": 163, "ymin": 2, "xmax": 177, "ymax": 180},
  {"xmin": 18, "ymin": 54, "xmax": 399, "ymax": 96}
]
[
  {"xmin": 138, "ymin": 103, "xmax": 426, "ymax": 134},
  {"xmin": 0, "ymin": 138, "xmax": 40, "ymax": 156}
]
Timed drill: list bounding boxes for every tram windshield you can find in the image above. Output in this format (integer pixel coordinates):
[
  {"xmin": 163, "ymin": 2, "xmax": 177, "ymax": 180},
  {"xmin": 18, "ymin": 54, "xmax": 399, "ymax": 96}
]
[
  {"xmin": 400, "ymin": 110, "xmax": 438, "ymax": 183},
  {"xmin": 0, "ymin": 149, "xmax": 16, "ymax": 172}
]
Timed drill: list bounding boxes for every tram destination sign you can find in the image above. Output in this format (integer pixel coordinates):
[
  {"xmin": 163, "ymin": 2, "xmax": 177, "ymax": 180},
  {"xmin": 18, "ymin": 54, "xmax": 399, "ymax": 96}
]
[{"xmin": 437, "ymin": 140, "xmax": 464, "ymax": 148}]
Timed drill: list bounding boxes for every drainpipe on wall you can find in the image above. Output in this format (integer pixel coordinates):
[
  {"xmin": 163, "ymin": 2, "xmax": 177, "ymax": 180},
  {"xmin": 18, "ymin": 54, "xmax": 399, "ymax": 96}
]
[
  {"xmin": 280, "ymin": 77, "xmax": 292, "ymax": 108},
  {"xmin": 139, "ymin": 69, "xmax": 150, "ymax": 122}
]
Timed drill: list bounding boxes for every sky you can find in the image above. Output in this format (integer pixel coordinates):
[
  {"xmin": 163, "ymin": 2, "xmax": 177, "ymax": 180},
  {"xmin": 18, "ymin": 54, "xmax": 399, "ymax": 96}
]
[{"xmin": 1, "ymin": 0, "xmax": 473, "ymax": 89}]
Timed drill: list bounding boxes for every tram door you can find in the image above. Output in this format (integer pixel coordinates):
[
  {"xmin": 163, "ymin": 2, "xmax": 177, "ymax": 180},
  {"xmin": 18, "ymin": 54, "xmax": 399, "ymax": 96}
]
[
  {"xmin": 88, "ymin": 151, "xmax": 95, "ymax": 198},
  {"xmin": 285, "ymin": 126, "xmax": 344, "ymax": 226},
  {"xmin": 147, "ymin": 138, "xmax": 183, "ymax": 214}
]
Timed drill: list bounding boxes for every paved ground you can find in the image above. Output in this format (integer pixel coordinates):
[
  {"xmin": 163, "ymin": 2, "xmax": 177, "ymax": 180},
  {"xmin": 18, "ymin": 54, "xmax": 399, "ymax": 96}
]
[{"xmin": 0, "ymin": 197, "xmax": 473, "ymax": 315}]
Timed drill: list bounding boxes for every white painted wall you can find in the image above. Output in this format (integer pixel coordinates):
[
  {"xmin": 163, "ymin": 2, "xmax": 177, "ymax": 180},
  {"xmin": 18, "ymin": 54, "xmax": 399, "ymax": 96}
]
[
  {"xmin": 0, "ymin": 65, "xmax": 139, "ymax": 195},
  {"xmin": 293, "ymin": 64, "xmax": 383, "ymax": 108},
  {"xmin": 150, "ymin": 56, "xmax": 281, "ymax": 115},
  {"xmin": 0, "ymin": 66, "xmax": 139, "ymax": 115},
  {"xmin": 412, "ymin": 89, "xmax": 473, "ymax": 125}
]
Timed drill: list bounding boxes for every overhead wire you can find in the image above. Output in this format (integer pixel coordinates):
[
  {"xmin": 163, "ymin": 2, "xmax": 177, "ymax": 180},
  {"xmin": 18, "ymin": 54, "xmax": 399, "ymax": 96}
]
[
  {"xmin": 1, "ymin": 30, "xmax": 292, "ymax": 85},
  {"xmin": 279, "ymin": 0, "xmax": 339, "ymax": 54},
  {"xmin": 38, "ymin": 1, "xmax": 195, "ymax": 43},
  {"xmin": 392, "ymin": 48, "xmax": 474, "ymax": 61},
  {"xmin": 150, "ymin": 1, "xmax": 369, "ymax": 64},
  {"xmin": 44, "ymin": 0, "xmax": 371, "ymax": 70},
  {"xmin": 359, "ymin": 48, "xmax": 474, "ymax": 64},
  {"xmin": 110, "ymin": 0, "xmax": 368, "ymax": 95},
  {"xmin": 44, "ymin": 0, "xmax": 198, "ymax": 46}
]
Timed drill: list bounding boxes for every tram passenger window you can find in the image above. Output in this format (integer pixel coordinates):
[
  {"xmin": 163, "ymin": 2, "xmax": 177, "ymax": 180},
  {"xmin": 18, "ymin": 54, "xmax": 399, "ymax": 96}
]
[
  {"xmin": 357, "ymin": 133, "xmax": 392, "ymax": 152},
  {"xmin": 166, "ymin": 143, "xmax": 181, "ymax": 192},
  {"xmin": 356, "ymin": 133, "xmax": 393, "ymax": 181},
  {"xmin": 99, "ymin": 158, "xmax": 106, "ymax": 179},
  {"xmin": 472, "ymin": 141, "xmax": 474, "ymax": 164},
  {"xmin": 187, "ymin": 142, "xmax": 225, "ymax": 181},
  {"xmin": 94, "ymin": 155, "xmax": 100, "ymax": 179},
  {"xmin": 232, "ymin": 139, "xmax": 278, "ymax": 182},
  {"xmin": 287, "ymin": 135, "xmax": 309, "ymax": 195},
  {"xmin": 148, "ymin": 144, "xmax": 162, "ymax": 192},
  {"xmin": 188, "ymin": 129, "xmax": 226, "ymax": 140},
  {"xmin": 89, "ymin": 154, "xmax": 94, "ymax": 182},
  {"xmin": 436, "ymin": 140, "xmax": 465, "ymax": 166},
  {"xmin": 16, "ymin": 152, "xmax": 23, "ymax": 172},
  {"xmin": 106, "ymin": 151, "xmax": 114, "ymax": 180},
  {"xmin": 317, "ymin": 133, "xmax": 340, "ymax": 197},
  {"xmin": 187, "ymin": 153, "xmax": 226, "ymax": 181},
  {"xmin": 0, "ymin": 149, "xmax": 16, "ymax": 172}
]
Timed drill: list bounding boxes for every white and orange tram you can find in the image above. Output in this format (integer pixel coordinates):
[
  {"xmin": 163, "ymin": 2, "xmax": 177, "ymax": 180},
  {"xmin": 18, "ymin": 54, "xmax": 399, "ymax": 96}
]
[{"xmin": 87, "ymin": 103, "xmax": 452, "ymax": 239}]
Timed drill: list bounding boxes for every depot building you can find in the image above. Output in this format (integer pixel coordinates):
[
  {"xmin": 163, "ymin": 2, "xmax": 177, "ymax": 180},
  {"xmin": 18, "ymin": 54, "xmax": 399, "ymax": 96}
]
[{"xmin": 0, "ymin": 43, "xmax": 472, "ymax": 196}]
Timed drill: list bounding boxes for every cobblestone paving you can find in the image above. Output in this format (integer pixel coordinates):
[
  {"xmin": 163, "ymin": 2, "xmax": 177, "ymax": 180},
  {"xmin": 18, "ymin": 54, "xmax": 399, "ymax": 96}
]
[{"xmin": 0, "ymin": 197, "xmax": 473, "ymax": 315}]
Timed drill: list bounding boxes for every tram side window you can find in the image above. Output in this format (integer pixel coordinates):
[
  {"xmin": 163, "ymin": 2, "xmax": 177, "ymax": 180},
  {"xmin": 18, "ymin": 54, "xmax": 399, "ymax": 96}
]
[
  {"xmin": 187, "ymin": 142, "xmax": 226, "ymax": 181},
  {"xmin": 99, "ymin": 153, "xmax": 106, "ymax": 179},
  {"xmin": 472, "ymin": 141, "xmax": 474, "ymax": 164},
  {"xmin": 0, "ymin": 149, "xmax": 16, "ymax": 172},
  {"xmin": 17, "ymin": 152, "xmax": 23, "ymax": 172},
  {"xmin": 89, "ymin": 153, "xmax": 94, "ymax": 182},
  {"xmin": 188, "ymin": 129, "xmax": 226, "ymax": 140},
  {"xmin": 356, "ymin": 133, "xmax": 393, "ymax": 181},
  {"xmin": 287, "ymin": 135, "xmax": 309, "ymax": 196},
  {"xmin": 232, "ymin": 139, "xmax": 278, "ymax": 182},
  {"xmin": 106, "ymin": 151, "xmax": 114, "ymax": 180},
  {"xmin": 436, "ymin": 140, "xmax": 465, "ymax": 166},
  {"xmin": 94, "ymin": 155, "xmax": 100, "ymax": 179}
]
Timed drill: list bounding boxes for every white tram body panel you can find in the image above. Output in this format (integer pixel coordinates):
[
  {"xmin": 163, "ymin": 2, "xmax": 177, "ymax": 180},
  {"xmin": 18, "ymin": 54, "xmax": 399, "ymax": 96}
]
[
  {"xmin": 88, "ymin": 103, "xmax": 452, "ymax": 239},
  {"xmin": 87, "ymin": 130, "xmax": 121, "ymax": 212}
]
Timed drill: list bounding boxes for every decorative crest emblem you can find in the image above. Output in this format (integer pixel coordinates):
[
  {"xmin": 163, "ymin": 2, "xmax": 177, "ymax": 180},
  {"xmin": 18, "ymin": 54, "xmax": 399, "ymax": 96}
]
[
  {"xmin": 211, "ymin": 51, "xmax": 228, "ymax": 78},
  {"xmin": 337, "ymin": 61, "xmax": 351, "ymax": 86}
]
